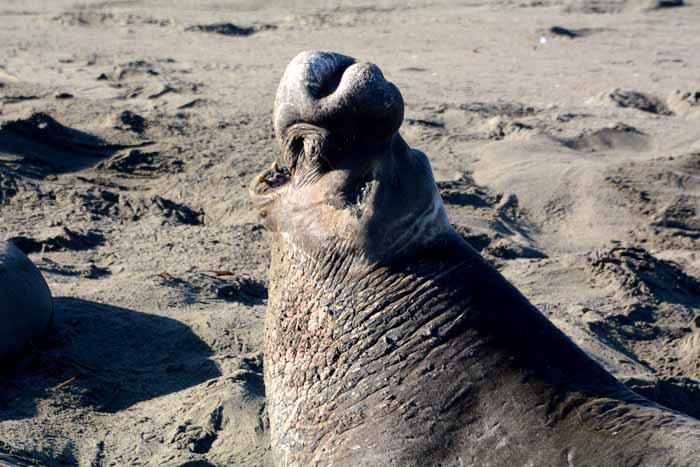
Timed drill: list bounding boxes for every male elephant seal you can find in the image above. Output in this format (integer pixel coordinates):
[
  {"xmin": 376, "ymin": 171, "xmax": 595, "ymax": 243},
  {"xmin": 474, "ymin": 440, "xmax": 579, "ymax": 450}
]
[
  {"xmin": 0, "ymin": 240, "xmax": 53, "ymax": 366},
  {"xmin": 250, "ymin": 51, "xmax": 700, "ymax": 467}
]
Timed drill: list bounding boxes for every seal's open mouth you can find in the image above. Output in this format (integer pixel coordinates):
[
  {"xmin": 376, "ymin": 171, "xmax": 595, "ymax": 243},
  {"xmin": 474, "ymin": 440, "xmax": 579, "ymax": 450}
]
[
  {"xmin": 253, "ymin": 161, "xmax": 291, "ymax": 194},
  {"xmin": 250, "ymin": 154, "xmax": 378, "ymax": 217}
]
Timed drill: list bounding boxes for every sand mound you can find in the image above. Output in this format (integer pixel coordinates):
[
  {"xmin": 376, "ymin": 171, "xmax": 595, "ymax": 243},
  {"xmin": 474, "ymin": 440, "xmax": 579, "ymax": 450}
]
[
  {"xmin": 8, "ymin": 228, "xmax": 105, "ymax": 254},
  {"xmin": 480, "ymin": 117, "xmax": 536, "ymax": 141},
  {"xmin": 473, "ymin": 137, "xmax": 699, "ymax": 252},
  {"xmin": 587, "ymin": 246, "xmax": 700, "ymax": 305},
  {"xmin": 473, "ymin": 139, "xmax": 637, "ymax": 251},
  {"xmin": 586, "ymin": 88, "xmax": 672, "ymax": 114},
  {"xmin": 560, "ymin": 123, "xmax": 650, "ymax": 152},
  {"xmin": 668, "ymin": 90, "xmax": 700, "ymax": 118},
  {"xmin": 0, "ymin": 112, "xmax": 132, "ymax": 175},
  {"xmin": 583, "ymin": 247, "xmax": 700, "ymax": 379}
]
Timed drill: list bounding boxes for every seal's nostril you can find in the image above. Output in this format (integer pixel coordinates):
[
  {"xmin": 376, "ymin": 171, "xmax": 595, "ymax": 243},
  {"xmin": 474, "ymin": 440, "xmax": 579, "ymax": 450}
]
[
  {"xmin": 314, "ymin": 66, "xmax": 346, "ymax": 99},
  {"xmin": 305, "ymin": 52, "xmax": 356, "ymax": 99}
]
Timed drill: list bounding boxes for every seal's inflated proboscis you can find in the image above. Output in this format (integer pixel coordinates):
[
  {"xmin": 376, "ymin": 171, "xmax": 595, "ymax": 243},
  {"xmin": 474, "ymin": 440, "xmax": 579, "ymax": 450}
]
[{"xmin": 250, "ymin": 51, "xmax": 700, "ymax": 467}]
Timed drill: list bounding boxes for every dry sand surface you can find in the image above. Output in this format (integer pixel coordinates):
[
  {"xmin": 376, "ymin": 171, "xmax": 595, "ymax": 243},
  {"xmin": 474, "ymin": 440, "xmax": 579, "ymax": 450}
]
[{"xmin": 0, "ymin": 0, "xmax": 699, "ymax": 465}]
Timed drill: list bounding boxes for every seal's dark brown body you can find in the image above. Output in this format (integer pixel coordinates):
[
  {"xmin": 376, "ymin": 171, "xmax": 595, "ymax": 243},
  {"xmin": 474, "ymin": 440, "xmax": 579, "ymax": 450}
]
[
  {"xmin": 251, "ymin": 51, "xmax": 700, "ymax": 467},
  {"xmin": 265, "ymin": 226, "xmax": 700, "ymax": 467},
  {"xmin": 0, "ymin": 241, "xmax": 53, "ymax": 366}
]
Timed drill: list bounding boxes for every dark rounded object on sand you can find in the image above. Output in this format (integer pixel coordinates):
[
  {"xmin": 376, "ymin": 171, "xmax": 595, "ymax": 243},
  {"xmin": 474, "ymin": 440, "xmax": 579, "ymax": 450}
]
[{"xmin": 0, "ymin": 240, "xmax": 53, "ymax": 365}]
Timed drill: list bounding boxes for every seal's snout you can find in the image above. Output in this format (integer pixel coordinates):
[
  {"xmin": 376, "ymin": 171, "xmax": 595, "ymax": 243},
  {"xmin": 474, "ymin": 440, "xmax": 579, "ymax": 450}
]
[{"xmin": 274, "ymin": 50, "xmax": 404, "ymax": 147}]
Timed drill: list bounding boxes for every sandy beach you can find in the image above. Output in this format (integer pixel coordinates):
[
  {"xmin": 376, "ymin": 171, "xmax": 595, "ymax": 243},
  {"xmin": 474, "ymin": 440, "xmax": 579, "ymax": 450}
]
[{"xmin": 1, "ymin": 0, "xmax": 699, "ymax": 465}]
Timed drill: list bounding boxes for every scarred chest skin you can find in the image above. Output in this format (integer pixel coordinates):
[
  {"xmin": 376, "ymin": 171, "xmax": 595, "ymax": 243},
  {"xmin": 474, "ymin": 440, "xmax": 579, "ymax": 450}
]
[{"xmin": 265, "ymin": 233, "xmax": 479, "ymax": 466}]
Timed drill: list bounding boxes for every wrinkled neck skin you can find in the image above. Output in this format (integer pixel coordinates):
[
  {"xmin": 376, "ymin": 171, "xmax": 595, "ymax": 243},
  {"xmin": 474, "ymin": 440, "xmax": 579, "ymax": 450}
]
[
  {"xmin": 265, "ymin": 224, "xmax": 480, "ymax": 467},
  {"xmin": 265, "ymin": 221, "xmax": 700, "ymax": 467},
  {"xmin": 263, "ymin": 134, "xmax": 448, "ymax": 266}
]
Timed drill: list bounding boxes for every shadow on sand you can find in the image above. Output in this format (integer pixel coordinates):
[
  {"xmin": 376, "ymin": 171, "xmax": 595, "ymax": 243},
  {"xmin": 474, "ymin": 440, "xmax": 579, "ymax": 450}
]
[
  {"xmin": 0, "ymin": 297, "xmax": 221, "ymax": 421},
  {"xmin": 0, "ymin": 112, "xmax": 148, "ymax": 179}
]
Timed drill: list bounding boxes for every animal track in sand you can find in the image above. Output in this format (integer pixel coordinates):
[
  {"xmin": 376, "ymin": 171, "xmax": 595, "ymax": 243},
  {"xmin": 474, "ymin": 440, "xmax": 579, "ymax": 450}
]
[
  {"xmin": 156, "ymin": 272, "xmax": 267, "ymax": 306},
  {"xmin": 585, "ymin": 246, "xmax": 700, "ymax": 382},
  {"xmin": 440, "ymin": 174, "xmax": 546, "ymax": 263},
  {"xmin": 605, "ymin": 152, "xmax": 700, "ymax": 247},
  {"xmin": 97, "ymin": 149, "xmax": 184, "ymax": 177}
]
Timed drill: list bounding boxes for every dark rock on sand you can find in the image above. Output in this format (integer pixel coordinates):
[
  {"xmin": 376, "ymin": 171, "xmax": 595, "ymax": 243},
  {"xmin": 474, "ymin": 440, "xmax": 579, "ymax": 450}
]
[
  {"xmin": 545, "ymin": 26, "xmax": 604, "ymax": 39},
  {"xmin": 110, "ymin": 110, "xmax": 146, "ymax": 134},
  {"xmin": 550, "ymin": 26, "xmax": 580, "ymax": 38},
  {"xmin": 588, "ymin": 88, "xmax": 672, "ymax": 115},
  {"xmin": 565, "ymin": 0, "xmax": 683, "ymax": 12},
  {"xmin": 0, "ymin": 170, "xmax": 18, "ymax": 205},
  {"xmin": 185, "ymin": 23, "xmax": 276, "ymax": 37}
]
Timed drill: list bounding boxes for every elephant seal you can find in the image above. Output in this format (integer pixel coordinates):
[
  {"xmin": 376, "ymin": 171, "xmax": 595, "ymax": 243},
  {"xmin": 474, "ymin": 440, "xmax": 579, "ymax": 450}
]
[
  {"xmin": 0, "ymin": 240, "xmax": 53, "ymax": 366},
  {"xmin": 250, "ymin": 51, "xmax": 700, "ymax": 467}
]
